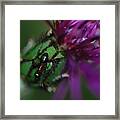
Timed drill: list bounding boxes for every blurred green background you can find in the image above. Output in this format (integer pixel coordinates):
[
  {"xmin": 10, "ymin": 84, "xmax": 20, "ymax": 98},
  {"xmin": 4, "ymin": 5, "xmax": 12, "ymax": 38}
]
[
  {"xmin": 20, "ymin": 20, "xmax": 97, "ymax": 100},
  {"xmin": 20, "ymin": 20, "xmax": 49, "ymax": 50}
]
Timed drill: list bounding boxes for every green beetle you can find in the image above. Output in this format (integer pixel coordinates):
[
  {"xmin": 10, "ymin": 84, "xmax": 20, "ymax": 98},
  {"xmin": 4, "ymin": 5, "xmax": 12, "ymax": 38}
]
[{"xmin": 20, "ymin": 30, "xmax": 67, "ymax": 93}]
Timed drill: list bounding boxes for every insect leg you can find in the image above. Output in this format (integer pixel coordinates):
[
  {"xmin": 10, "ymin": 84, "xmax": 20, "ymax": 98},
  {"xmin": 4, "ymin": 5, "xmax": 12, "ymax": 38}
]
[{"xmin": 51, "ymin": 51, "xmax": 59, "ymax": 60}]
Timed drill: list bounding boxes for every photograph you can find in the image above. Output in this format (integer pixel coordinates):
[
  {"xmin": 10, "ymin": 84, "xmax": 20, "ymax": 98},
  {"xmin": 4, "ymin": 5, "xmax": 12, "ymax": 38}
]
[
  {"xmin": 1, "ymin": 1, "xmax": 118, "ymax": 118},
  {"xmin": 20, "ymin": 20, "xmax": 100, "ymax": 100}
]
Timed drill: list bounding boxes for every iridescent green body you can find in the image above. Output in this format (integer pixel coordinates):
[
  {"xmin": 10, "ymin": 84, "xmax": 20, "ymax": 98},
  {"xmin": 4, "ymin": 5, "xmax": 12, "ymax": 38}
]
[{"xmin": 20, "ymin": 36, "xmax": 66, "ymax": 92}]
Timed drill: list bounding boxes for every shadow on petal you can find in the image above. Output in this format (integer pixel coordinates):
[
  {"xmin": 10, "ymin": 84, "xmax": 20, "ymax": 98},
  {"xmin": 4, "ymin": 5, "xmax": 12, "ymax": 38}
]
[{"xmin": 79, "ymin": 62, "xmax": 100, "ymax": 99}]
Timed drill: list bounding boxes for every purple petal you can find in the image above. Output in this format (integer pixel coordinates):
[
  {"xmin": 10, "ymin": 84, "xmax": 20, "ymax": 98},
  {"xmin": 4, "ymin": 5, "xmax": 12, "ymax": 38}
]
[
  {"xmin": 53, "ymin": 79, "xmax": 68, "ymax": 100},
  {"xmin": 68, "ymin": 55, "xmax": 82, "ymax": 99},
  {"xmin": 68, "ymin": 69, "xmax": 82, "ymax": 100},
  {"xmin": 79, "ymin": 62, "xmax": 100, "ymax": 97}
]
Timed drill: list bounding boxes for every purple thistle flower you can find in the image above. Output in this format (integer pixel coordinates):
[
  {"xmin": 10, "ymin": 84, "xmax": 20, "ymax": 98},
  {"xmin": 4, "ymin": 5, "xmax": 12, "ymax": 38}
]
[{"xmin": 48, "ymin": 20, "xmax": 100, "ymax": 100}]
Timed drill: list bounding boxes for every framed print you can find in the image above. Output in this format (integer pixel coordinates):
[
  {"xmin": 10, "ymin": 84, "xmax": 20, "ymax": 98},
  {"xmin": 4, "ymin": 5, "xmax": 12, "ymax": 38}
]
[{"xmin": 0, "ymin": 0, "xmax": 119, "ymax": 119}]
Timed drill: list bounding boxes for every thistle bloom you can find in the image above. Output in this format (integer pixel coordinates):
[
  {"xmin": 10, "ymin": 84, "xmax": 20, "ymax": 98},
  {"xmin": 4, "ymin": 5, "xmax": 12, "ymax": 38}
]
[{"xmin": 49, "ymin": 20, "xmax": 100, "ymax": 99}]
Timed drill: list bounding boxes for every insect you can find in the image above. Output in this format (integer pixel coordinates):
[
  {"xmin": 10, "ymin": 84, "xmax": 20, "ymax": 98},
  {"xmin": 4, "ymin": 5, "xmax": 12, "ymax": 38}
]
[{"xmin": 20, "ymin": 29, "xmax": 67, "ymax": 92}]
